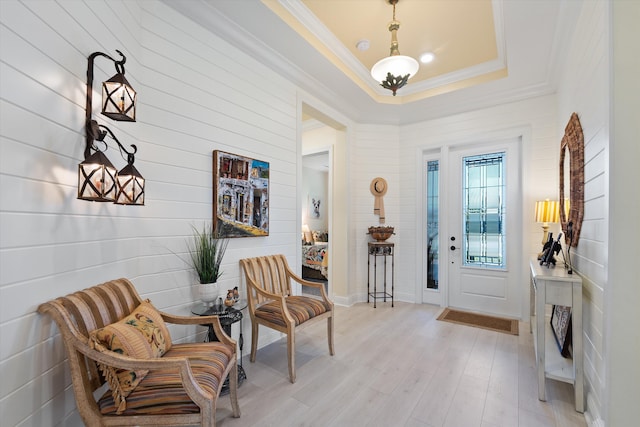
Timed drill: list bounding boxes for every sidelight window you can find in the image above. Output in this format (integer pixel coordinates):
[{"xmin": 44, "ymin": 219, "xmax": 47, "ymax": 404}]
[{"xmin": 426, "ymin": 160, "xmax": 439, "ymax": 288}]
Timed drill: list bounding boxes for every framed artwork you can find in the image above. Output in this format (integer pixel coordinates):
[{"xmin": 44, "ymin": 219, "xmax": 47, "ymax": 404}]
[
  {"xmin": 309, "ymin": 195, "xmax": 321, "ymax": 219},
  {"xmin": 550, "ymin": 305, "xmax": 572, "ymax": 358},
  {"xmin": 213, "ymin": 150, "xmax": 269, "ymax": 237}
]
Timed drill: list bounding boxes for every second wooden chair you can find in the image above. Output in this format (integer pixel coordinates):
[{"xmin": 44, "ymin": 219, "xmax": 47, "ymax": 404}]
[{"xmin": 240, "ymin": 254, "xmax": 334, "ymax": 383}]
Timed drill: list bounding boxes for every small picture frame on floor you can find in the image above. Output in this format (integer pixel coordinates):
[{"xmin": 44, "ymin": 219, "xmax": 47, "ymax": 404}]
[{"xmin": 550, "ymin": 305, "xmax": 572, "ymax": 357}]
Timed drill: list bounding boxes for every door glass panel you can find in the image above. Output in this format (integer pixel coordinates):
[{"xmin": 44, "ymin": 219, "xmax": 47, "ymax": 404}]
[
  {"xmin": 426, "ymin": 160, "xmax": 439, "ymax": 289},
  {"xmin": 463, "ymin": 153, "xmax": 506, "ymax": 268}
]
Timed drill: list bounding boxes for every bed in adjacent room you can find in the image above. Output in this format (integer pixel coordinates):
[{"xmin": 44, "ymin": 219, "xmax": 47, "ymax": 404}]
[{"xmin": 302, "ymin": 230, "xmax": 328, "ymax": 280}]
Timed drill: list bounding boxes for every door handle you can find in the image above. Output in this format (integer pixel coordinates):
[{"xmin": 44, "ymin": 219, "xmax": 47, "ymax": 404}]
[{"xmin": 450, "ymin": 236, "xmax": 457, "ymax": 250}]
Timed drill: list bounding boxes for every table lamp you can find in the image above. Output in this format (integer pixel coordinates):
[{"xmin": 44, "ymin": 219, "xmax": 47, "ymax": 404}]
[{"xmin": 302, "ymin": 224, "xmax": 312, "ymax": 244}]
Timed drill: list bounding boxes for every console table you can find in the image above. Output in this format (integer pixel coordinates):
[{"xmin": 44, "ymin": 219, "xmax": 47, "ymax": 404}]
[
  {"xmin": 367, "ymin": 242, "xmax": 394, "ymax": 307},
  {"xmin": 530, "ymin": 258, "xmax": 584, "ymax": 412}
]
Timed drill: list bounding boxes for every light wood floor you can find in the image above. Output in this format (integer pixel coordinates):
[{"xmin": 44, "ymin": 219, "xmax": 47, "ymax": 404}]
[{"xmin": 215, "ymin": 302, "xmax": 587, "ymax": 427}]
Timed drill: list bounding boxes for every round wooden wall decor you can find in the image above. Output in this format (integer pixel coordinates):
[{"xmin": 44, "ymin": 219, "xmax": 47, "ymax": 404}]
[{"xmin": 559, "ymin": 112, "xmax": 584, "ymax": 247}]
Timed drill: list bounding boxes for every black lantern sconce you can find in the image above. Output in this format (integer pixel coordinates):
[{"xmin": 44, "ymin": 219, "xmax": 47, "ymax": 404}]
[
  {"xmin": 78, "ymin": 50, "xmax": 144, "ymax": 205},
  {"xmin": 89, "ymin": 50, "xmax": 136, "ymax": 122}
]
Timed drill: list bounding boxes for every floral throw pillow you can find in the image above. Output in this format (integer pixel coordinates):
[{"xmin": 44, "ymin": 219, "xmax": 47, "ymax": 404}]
[{"xmin": 89, "ymin": 300, "xmax": 172, "ymax": 413}]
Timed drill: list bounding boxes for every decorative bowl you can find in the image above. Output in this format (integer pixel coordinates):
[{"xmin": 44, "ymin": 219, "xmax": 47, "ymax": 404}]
[{"xmin": 367, "ymin": 226, "xmax": 395, "ymax": 242}]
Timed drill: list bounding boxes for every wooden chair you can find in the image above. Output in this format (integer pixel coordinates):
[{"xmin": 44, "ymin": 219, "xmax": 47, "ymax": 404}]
[
  {"xmin": 37, "ymin": 278, "xmax": 240, "ymax": 426},
  {"xmin": 240, "ymin": 254, "xmax": 334, "ymax": 383}
]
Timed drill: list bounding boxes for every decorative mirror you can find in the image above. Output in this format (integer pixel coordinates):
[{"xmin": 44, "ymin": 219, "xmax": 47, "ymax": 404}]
[{"xmin": 558, "ymin": 112, "xmax": 584, "ymax": 247}]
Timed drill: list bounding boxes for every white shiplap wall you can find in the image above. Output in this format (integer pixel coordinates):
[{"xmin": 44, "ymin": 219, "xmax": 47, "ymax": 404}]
[
  {"xmin": 352, "ymin": 124, "xmax": 400, "ymax": 303},
  {"xmin": 0, "ymin": 1, "xmax": 299, "ymax": 425},
  {"xmin": 556, "ymin": 0, "xmax": 609, "ymax": 423}
]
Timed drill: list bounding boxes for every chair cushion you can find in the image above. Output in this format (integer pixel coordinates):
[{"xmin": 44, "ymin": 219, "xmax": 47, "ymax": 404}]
[
  {"xmin": 255, "ymin": 296, "xmax": 331, "ymax": 327},
  {"xmin": 97, "ymin": 342, "xmax": 234, "ymax": 415},
  {"xmin": 89, "ymin": 300, "xmax": 172, "ymax": 413}
]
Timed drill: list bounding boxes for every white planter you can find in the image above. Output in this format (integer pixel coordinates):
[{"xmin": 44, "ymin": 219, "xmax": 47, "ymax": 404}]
[{"xmin": 198, "ymin": 282, "xmax": 220, "ymax": 305}]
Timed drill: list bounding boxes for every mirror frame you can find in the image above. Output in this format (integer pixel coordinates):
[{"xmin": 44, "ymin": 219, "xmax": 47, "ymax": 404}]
[{"xmin": 559, "ymin": 112, "xmax": 584, "ymax": 247}]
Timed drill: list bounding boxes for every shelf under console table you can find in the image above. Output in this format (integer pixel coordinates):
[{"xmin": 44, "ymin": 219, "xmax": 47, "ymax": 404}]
[{"xmin": 529, "ymin": 258, "xmax": 584, "ymax": 413}]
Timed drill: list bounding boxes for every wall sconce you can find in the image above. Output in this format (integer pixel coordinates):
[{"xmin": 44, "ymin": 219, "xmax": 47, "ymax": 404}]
[
  {"xmin": 78, "ymin": 122, "xmax": 145, "ymax": 205},
  {"xmin": 88, "ymin": 51, "xmax": 136, "ymax": 122},
  {"xmin": 78, "ymin": 50, "xmax": 144, "ymax": 205}
]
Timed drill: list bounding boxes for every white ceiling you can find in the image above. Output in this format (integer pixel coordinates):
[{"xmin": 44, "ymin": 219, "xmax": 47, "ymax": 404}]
[{"xmin": 165, "ymin": 0, "xmax": 572, "ymax": 125}]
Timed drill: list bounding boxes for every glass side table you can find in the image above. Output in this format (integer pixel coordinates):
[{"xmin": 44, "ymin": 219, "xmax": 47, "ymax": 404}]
[{"xmin": 191, "ymin": 299, "xmax": 248, "ymax": 394}]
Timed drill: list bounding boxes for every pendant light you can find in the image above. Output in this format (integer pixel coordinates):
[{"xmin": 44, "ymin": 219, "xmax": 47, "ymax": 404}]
[{"xmin": 370, "ymin": 0, "xmax": 419, "ymax": 96}]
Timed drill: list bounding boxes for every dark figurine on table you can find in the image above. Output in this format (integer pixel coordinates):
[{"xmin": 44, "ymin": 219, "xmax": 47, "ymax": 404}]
[{"xmin": 540, "ymin": 232, "xmax": 563, "ymax": 267}]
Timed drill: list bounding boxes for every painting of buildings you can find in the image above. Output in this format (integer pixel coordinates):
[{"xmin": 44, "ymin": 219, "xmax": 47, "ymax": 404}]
[{"xmin": 213, "ymin": 150, "xmax": 269, "ymax": 237}]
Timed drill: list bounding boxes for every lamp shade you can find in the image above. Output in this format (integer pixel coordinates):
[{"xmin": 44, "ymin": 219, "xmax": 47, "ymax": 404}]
[
  {"xmin": 78, "ymin": 150, "xmax": 117, "ymax": 202},
  {"xmin": 534, "ymin": 199, "xmax": 560, "ymax": 224},
  {"xmin": 371, "ymin": 55, "xmax": 419, "ymax": 83},
  {"xmin": 114, "ymin": 163, "xmax": 145, "ymax": 205},
  {"xmin": 102, "ymin": 72, "xmax": 136, "ymax": 122}
]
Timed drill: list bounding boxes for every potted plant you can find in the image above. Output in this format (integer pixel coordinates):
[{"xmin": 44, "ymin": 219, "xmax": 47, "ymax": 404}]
[{"xmin": 187, "ymin": 223, "xmax": 230, "ymax": 305}]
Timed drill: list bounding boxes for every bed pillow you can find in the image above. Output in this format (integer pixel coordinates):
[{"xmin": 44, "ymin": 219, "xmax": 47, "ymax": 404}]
[
  {"xmin": 312, "ymin": 230, "xmax": 328, "ymax": 242},
  {"xmin": 89, "ymin": 300, "xmax": 172, "ymax": 413}
]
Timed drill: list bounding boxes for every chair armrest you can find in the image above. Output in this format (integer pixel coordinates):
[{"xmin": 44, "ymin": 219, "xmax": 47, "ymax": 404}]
[
  {"xmin": 286, "ymin": 268, "xmax": 333, "ymax": 307},
  {"xmin": 160, "ymin": 312, "xmax": 237, "ymax": 349},
  {"xmin": 294, "ymin": 276, "xmax": 324, "ymax": 288}
]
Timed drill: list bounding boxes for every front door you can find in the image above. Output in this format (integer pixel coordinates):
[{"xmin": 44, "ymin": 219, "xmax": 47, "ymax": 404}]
[{"xmin": 447, "ymin": 139, "xmax": 521, "ymax": 317}]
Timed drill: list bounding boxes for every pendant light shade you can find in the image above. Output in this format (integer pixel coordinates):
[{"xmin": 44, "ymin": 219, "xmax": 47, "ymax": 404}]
[
  {"xmin": 78, "ymin": 150, "xmax": 117, "ymax": 202},
  {"xmin": 370, "ymin": 55, "xmax": 419, "ymax": 83}
]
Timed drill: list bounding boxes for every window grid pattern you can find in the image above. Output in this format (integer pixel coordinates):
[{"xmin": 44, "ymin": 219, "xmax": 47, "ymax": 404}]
[{"xmin": 463, "ymin": 153, "xmax": 506, "ymax": 268}]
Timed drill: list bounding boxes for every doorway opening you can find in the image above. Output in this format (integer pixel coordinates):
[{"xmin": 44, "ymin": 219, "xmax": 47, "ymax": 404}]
[
  {"xmin": 301, "ymin": 150, "xmax": 330, "ymax": 296},
  {"xmin": 299, "ymin": 102, "xmax": 348, "ymax": 304}
]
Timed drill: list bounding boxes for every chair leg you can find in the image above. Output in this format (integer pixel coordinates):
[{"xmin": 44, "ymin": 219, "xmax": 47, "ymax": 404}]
[
  {"xmin": 287, "ymin": 331, "xmax": 296, "ymax": 383},
  {"xmin": 328, "ymin": 314, "xmax": 335, "ymax": 356},
  {"xmin": 229, "ymin": 360, "xmax": 241, "ymax": 418},
  {"xmin": 202, "ymin": 396, "xmax": 215, "ymax": 427},
  {"xmin": 250, "ymin": 321, "xmax": 258, "ymax": 363}
]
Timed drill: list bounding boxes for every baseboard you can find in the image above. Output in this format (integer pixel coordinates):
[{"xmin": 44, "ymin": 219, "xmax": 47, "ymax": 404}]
[
  {"xmin": 585, "ymin": 392, "xmax": 604, "ymax": 427},
  {"xmin": 332, "ymin": 295, "xmax": 352, "ymax": 307}
]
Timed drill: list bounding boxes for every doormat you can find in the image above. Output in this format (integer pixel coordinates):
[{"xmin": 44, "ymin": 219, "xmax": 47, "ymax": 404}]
[{"xmin": 437, "ymin": 308, "xmax": 519, "ymax": 335}]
